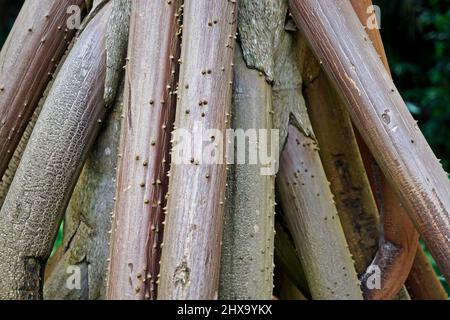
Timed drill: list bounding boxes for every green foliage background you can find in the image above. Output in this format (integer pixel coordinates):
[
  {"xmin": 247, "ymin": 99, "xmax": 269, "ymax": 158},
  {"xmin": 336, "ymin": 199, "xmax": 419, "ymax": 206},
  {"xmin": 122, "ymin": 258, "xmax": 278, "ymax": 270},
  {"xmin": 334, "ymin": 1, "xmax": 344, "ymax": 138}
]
[{"xmin": 0, "ymin": 0, "xmax": 448, "ymax": 297}]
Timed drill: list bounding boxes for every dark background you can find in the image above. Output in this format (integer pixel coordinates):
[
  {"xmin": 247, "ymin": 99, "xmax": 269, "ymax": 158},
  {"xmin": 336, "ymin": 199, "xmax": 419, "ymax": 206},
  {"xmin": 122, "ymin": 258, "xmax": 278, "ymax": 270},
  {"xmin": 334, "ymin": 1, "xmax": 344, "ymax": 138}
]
[
  {"xmin": 374, "ymin": 0, "xmax": 450, "ymax": 172},
  {"xmin": 1, "ymin": 0, "xmax": 448, "ymax": 296}
]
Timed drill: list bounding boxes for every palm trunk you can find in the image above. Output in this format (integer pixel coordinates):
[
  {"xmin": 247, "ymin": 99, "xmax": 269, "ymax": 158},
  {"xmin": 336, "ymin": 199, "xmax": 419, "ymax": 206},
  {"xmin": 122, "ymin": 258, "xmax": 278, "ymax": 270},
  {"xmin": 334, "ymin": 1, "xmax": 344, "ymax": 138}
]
[
  {"xmin": 0, "ymin": 0, "xmax": 87, "ymax": 179},
  {"xmin": 107, "ymin": 0, "xmax": 179, "ymax": 300},
  {"xmin": 289, "ymin": 0, "xmax": 450, "ymax": 282},
  {"xmin": 158, "ymin": 0, "xmax": 237, "ymax": 300}
]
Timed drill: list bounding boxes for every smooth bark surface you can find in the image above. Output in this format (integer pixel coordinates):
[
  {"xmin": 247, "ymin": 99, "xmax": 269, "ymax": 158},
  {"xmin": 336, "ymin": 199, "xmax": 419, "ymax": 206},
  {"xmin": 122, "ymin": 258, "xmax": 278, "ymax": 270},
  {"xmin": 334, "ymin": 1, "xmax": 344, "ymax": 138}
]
[
  {"xmin": 107, "ymin": 0, "xmax": 179, "ymax": 300},
  {"xmin": 158, "ymin": 0, "xmax": 237, "ymax": 300},
  {"xmin": 0, "ymin": 2, "xmax": 117, "ymax": 299},
  {"xmin": 289, "ymin": 0, "xmax": 450, "ymax": 281},
  {"xmin": 219, "ymin": 46, "xmax": 275, "ymax": 300},
  {"xmin": 0, "ymin": 0, "xmax": 87, "ymax": 179}
]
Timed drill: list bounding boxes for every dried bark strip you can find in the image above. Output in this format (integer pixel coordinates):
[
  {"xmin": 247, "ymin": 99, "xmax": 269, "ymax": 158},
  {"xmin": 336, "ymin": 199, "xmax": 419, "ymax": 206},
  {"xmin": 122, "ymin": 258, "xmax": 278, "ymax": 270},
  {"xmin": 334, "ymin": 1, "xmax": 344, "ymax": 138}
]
[
  {"xmin": 158, "ymin": 0, "xmax": 237, "ymax": 300},
  {"xmin": 44, "ymin": 81, "xmax": 124, "ymax": 300},
  {"xmin": 0, "ymin": 1, "xmax": 127, "ymax": 299},
  {"xmin": 107, "ymin": 0, "xmax": 179, "ymax": 300},
  {"xmin": 0, "ymin": 0, "xmax": 87, "ymax": 179},
  {"xmin": 219, "ymin": 45, "xmax": 275, "ymax": 300},
  {"xmin": 289, "ymin": 0, "xmax": 450, "ymax": 281}
]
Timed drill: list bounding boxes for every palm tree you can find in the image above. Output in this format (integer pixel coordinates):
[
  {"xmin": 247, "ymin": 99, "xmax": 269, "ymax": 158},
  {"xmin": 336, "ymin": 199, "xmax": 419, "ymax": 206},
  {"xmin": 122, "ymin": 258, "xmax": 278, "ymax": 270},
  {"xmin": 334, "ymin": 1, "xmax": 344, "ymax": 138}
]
[{"xmin": 0, "ymin": 0, "xmax": 447, "ymax": 300}]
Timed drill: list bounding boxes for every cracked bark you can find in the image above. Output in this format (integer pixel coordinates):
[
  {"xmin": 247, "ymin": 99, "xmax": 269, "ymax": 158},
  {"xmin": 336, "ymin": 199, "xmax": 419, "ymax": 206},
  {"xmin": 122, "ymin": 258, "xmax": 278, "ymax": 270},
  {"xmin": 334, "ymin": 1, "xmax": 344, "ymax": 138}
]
[
  {"xmin": 0, "ymin": 80, "xmax": 50, "ymax": 209},
  {"xmin": 43, "ymin": 81, "xmax": 124, "ymax": 300},
  {"xmin": 0, "ymin": 1, "xmax": 128, "ymax": 299}
]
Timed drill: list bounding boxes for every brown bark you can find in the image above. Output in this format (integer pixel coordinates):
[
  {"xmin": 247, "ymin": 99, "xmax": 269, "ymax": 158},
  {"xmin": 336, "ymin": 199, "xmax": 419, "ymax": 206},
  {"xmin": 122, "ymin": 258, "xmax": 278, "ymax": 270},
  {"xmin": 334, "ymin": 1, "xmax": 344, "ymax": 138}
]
[
  {"xmin": 348, "ymin": 0, "xmax": 389, "ymax": 69},
  {"xmin": 0, "ymin": 79, "xmax": 50, "ymax": 208},
  {"xmin": 289, "ymin": 0, "xmax": 450, "ymax": 282},
  {"xmin": 158, "ymin": 0, "xmax": 237, "ymax": 300},
  {"xmin": 107, "ymin": 0, "xmax": 179, "ymax": 300},
  {"xmin": 349, "ymin": 0, "xmax": 444, "ymax": 298},
  {"xmin": 300, "ymin": 0, "xmax": 417, "ymax": 298},
  {"xmin": 406, "ymin": 248, "xmax": 448, "ymax": 300},
  {"xmin": 0, "ymin": 0, "xmax": 87, "ymax": 180},
  {"xmin": 0, "ymin": 1, "xmax": 126, "ymax": 299},
  {"xmin": 349, "ymin": 0, "xmax": 419, "ymax": 299}
]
